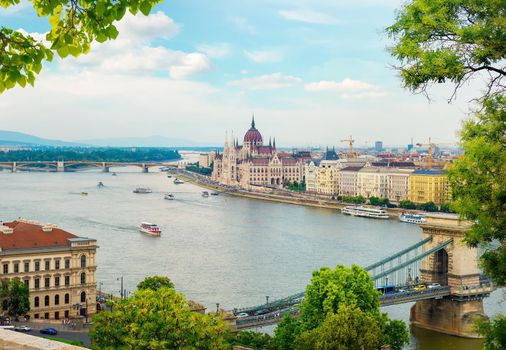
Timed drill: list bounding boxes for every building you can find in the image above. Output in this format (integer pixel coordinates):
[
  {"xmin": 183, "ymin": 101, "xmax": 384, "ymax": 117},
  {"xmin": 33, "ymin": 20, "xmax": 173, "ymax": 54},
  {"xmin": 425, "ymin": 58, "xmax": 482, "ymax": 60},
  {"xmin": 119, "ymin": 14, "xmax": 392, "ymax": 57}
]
[
  {"xmin": 198, "ymin": 151, "xmax": 216, "ymax": 168},
  {"xmin": 375, "ymin": 141, "xmax": 383, "ymax": 152},
  {"xmin": 315, "ymin": 148, "xmax": 340, "ymax": 196},
  {"xmin": 304, "ymin": 160, "xmax": 319, "ymax": 193},
  {"xmin": 357, "ymin": 167, "xmax": 390, "ymax": 199},
  {"xmin": 387, "ymin": 168, "xmax": 414, "ymax": 203},
  {"xmin": 0, "ymin": 219, "xmax": 98, "ymax": 322},
  {"xmin": 338, "ymin": 166, "xmax": 363, "ymax": 197},
  {"xmin": 212, "ymin": 117, "xmax": 304, "ymax": 188},
  {"xmin": 409, "ymin": 169, "xmax": 450, "ymax": 205}
]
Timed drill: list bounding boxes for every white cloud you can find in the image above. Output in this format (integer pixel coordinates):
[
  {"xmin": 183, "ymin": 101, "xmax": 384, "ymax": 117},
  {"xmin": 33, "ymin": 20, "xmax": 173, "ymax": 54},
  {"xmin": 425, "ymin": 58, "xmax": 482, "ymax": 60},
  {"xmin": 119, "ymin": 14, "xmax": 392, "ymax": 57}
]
[
  {"xmin": 228, "ymin": 72, "xmax": 302, "ymax": 90},
  {"xmin": 305, "ymin": 78, "xmax": 387, "ymax": 99},
  {"xmin": 341, "ymin": 91, "xmax": 388, "ymax": 99},
  {"xmin": 196, "ymin": 43, "xmax": 231, "ymax": 58},
  {"xmin": 244, "ymin": 50, "xmax": 283, "ymax": 63},
  {"xmin": 116, "ymin": 11, "xmax": 179, "ymax": 42},
  {"xmin": 229, "ymin": 17, "xmax": 256, "ymax": 35},
  {"xmin": 278, "ymin": 9, "xmax": 336, "ymax": 24},
  {"xmin": 169, "ymin": 53, "xmax": 211, "ymax": 79}
]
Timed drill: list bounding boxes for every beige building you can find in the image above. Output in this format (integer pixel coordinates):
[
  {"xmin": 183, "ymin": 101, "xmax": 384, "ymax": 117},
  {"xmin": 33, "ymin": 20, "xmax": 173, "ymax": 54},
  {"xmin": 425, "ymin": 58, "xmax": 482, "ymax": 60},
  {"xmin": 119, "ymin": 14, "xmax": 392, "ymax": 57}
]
[
  {"xmin": 0, "ymin": 219, "xmax": 98, "ymax": 322},
  {"xmin": 304, "ymin": 160, "xmax": 319, "ymax": 193},
  {"xmin": 387, "ymin": 168, "xmax": 414, "ymax": 203},
  {"xmin": 357, "ymin": 167, "xmax": 391, "ymax": 199},
  {"xmin": 338, "ymin": 166, "xmax": 363, "ymax": 197},
  {"xmin": 198, "ymin": 151, "xmax": 217, "ymax": 168}
]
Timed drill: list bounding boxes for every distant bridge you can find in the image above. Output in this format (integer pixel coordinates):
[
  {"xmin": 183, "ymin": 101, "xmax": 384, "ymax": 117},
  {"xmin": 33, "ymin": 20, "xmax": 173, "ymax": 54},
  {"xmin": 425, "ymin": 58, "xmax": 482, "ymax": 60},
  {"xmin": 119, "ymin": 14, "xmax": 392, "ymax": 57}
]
[{"xmin": 0, "ymin": 161, "xmax": 178, "ymax": 173}]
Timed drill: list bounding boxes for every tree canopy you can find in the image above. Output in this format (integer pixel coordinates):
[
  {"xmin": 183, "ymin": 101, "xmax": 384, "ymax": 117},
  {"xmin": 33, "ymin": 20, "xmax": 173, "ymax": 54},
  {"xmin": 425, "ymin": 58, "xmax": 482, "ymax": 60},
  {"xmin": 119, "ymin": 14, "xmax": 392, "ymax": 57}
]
[
  {"xmin": 136, "ymin": 276, "xmax": 175, "ymax": 291},
  {"xmin": 0, "ymin": 0, "xmax": 162, "ymax": 93},
  {"xmin": 0, "ymin": 278, "xmax": 30, "ymax": 318},
  {"xmin": 387, "ymin": 0, "xmax": 506, "ymax": 100}
]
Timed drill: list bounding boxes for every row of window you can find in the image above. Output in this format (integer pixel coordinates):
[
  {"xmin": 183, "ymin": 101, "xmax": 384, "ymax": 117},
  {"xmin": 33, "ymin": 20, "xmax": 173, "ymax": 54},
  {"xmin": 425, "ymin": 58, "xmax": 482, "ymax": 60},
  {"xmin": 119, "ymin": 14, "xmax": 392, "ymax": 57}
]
[
  {"xmin": 34, "ymin": 310, "xmax": 69, "ymax": 320},
  {"xmin": 1, "ymin": 255, "xmax": 87, "ymax": 274},
  {"xmin": 33, "ymin": 291, "xmax": 86, "ymax": 308},
  {"xmin": 23, "ymin": 272, "xmax": 86, "ymax": 289}
]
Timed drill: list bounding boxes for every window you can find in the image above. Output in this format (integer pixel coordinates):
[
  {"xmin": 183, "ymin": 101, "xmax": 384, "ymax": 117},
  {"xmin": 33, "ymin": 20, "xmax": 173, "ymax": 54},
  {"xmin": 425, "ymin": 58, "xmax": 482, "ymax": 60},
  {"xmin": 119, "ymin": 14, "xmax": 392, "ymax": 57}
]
[
  {"xmin": 80, "ymin": 272, "xmax": 86, "ymax": 285},
  {"xmin": 64, "ymin": 293, "xmax": 69, "ymax": 304},
  {"xmin": 80, "ymin": 291, "xmax": 86, "ymax": 303},
  {"xmin": 44, "ymin": 312, "xmax": 49, "ymax": 319},
  {"xmin": 34, "ymin": 297, "xmax": 39, "ymax": 307},
  {"xmin": 13, "ymin": 263, "xmax": 19, "ymax": 273},
  {"xmin": 80, "ymin": 255, "xmax": 86, "ymax": 268},
  {"xmin": 34, "ymin": 278, "xmax": 40, "ymax": 289},
  {"xmin": 24, "ymin": 279, "xmax": 29, "ymax": 288},
  {"xmin": 54, "ymin": 311, "xmax": 59, "ymax": 320},
  {"xmin": 2, "ymin": 264, "xmax": 8, "ymax": 274},
  {"xmin": 55, "ymin": 260, "xmax": 60, "ymax": 270},
  {"xmin": 45, "ymin": 261, "xmax": 50, "ymax": 271},
  {"xmin": 44, "ymin": 277, "xmax": 50, "ymax": 288},
  {"xmin": 44, "ymin": 295, "xmax": 49, "ymax": 306},
  {"xmin": 64, "ymin": 276, "xmax": 70, "ymax": 286},
  {"xmin": 65, "ymin": 259, "xmax": 70, "ymax": 269},
  {"xmin": 35, "ymin": 261, "xmax": 40, "ymax": 272},
  {"xmin": 54, "ymin": 295, "xmax": 59, "ymax": 305},
  {"xmin": 24, "ymin": 262, "xmax": 29, "ymax": 272},
  {"xmin": 55, "ymin": 276, "xmax": 60, "ymax": 287},
  {"xmin": 34, "ymin": 314, "xmax": 39, "ymax": 319},
  {"xmin": 64, "ymin": 310, "xmax": 69, "ymax": 319}
]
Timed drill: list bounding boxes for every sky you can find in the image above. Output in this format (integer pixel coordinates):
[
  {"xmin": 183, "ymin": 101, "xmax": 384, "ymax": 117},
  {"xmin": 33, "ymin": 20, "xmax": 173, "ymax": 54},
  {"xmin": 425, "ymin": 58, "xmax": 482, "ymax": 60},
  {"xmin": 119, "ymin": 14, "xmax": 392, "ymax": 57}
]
[{"xmin": 0, "ymin": 0, "xmax": 485, "ymax": 147}]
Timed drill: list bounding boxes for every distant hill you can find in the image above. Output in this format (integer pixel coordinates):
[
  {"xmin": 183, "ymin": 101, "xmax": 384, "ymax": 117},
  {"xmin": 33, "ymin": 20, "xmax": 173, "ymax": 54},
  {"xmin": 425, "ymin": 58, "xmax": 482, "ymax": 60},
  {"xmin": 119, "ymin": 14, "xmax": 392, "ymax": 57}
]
[
  {"xmin": 79, "ymin": 136, "xmax": 209, "ymax": 147},
  {"xmin": 0, "ymin": 130, "xmax": 88, "ymax": 147}
]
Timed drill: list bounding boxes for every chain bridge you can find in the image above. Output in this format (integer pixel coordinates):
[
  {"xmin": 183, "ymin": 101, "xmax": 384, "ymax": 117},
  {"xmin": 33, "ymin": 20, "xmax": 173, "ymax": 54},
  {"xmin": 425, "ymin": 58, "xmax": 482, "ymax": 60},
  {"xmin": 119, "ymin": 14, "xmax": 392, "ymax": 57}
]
[
  {"xmin": 232, "ymin": 215, "xmax": 496, "ymax": 338},
  {"xmin": 0, "ymin": 161, "xmax": 177, "ymax": 173}
]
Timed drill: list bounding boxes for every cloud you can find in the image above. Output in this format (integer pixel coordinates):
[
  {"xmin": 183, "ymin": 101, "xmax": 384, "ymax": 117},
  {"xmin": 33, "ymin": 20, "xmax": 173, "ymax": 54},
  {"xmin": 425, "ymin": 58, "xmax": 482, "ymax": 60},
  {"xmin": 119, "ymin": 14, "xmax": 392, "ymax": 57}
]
[
  {"xmin": 305, "ymin": 78, "xmax": 387, "ymax": 99},
  {"xmin": 196, "ymin": 43, "xmax": 231, "ymax": 58},
  {"xmin": 228, "ymin": 72, "xmax": 302, "ymax": 90},
  {"xmin": 244, "ymin": 50, "xmax": 283, "ymax": 63},
  {"xmin": 229, "ymin": 17, "xmax": 256, "ymax": 35},
  {"xmin": 278, "ymin": 9, "xmax": 336, "ymax": 24},
  {"xmin": 115, "ymin": 11, "xmax": 179, "ymax": 42}
]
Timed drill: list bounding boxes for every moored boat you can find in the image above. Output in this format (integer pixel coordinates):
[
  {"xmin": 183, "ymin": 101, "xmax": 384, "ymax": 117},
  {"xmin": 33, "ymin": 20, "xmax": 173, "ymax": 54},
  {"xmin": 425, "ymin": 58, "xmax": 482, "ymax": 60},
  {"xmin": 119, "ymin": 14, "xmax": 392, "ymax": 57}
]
[
  {"xmin": 341, "ymin": 205, "xmax": 389, "ymax": 219},
  {"xmin": 173, "ymin": 178, "xmax": 184, "ymax": 184},
  {"xmin": 112, "ymin": 172, "xmax": 117, "ymax": 176},
  {"xmin": 210, "ymin": 192, "xmax": 219, "ymax": 196},
  {"xmin": 202, "ymin": 191, "xmax": 209, "ymax": 197},
  {"xmin": 133, "ymin": 188, "xmax": 152, "ymax": 194},
  {"xmin": 164, "ymin": 193, "xmax": 175, "ymax": 200},
  {"xmin": 399, "ymin": 212, "xmax": 426, "ymax": 224},
  {"xmin": 139, "ymin": 222, "xmax": 161, "ymax": 236}
]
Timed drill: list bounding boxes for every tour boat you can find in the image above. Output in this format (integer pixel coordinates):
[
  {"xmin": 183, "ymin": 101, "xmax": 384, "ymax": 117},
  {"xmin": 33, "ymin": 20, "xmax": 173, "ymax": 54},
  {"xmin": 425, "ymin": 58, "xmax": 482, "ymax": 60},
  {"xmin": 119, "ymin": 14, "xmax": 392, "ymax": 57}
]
[
  {"xmin": 202, "ymin": 191, "xmax": 209, "ymax": 197},
  {"xmin": 164, "ymin": 193, "xmax": 175, "ymax": 200},
  {"xmin": 399, "ymin": 212, "xmax": 426, "ymax": 224},
  {"xmin": 139, "ymin": 222, "xmax": 161, "ymax": 236},
  {"xmin": 210, "ymin": 192, "xmax": 219, "ymax": 196},
  {"xmin": 341, "ymin": 205, "xmax": 389, "ymax": 219},
  {"xmin": 173, "ymin": 178, "xmax": 184, "ymax": 185},
  {"xmin": 133, "ymin": 188, "xmax": 152, "ymax": 194}
]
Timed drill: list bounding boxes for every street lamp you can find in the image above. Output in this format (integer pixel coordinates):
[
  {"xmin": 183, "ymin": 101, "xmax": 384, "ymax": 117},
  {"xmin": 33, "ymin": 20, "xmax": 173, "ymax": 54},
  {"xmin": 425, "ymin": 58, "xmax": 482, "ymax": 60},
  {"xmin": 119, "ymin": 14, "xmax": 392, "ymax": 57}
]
[
  {"xmin": 98, "ymin": 282, "xmax": 103, "ymax": 298},
  {"xmin": 265, "ymin": 296, "xmax": 269, "ymax": 305},
  {"xmin": 117, "ymin": 276, "xmax": 124, "ymax": 299}
]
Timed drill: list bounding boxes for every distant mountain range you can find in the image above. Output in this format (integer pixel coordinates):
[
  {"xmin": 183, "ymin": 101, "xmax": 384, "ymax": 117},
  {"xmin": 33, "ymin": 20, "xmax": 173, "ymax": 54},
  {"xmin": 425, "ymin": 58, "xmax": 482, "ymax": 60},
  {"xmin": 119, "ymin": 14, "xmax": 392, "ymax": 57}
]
[{"xmin": 0, "ymin": 130, "xmax": 211, "ymax": 148}]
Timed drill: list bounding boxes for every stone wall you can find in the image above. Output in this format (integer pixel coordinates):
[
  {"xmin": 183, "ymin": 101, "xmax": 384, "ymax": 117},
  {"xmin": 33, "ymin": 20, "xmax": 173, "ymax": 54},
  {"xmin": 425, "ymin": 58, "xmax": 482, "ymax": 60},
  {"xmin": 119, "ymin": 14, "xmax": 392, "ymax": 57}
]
[{"xmin": 0, "ymin": 329, "xmax": 86, "ymax": 350}]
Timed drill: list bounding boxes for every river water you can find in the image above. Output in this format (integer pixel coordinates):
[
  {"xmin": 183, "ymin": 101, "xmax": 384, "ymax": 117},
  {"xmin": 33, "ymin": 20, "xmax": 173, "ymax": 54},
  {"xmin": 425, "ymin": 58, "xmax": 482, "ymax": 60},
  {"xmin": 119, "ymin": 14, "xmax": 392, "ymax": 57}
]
[{"xmin": 0, "ymin": 168, "xmax": 503, "ymax": 349}]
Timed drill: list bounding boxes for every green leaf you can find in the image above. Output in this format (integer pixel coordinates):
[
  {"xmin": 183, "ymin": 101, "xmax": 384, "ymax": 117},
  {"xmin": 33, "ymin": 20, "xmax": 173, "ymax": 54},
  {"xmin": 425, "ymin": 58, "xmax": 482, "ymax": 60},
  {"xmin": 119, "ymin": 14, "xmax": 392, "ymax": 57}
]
[
  {"xmin": 57, "ymin": 46, "xmax": 69, "ymax": 58},
  {"xmin": 139, "ymin": 1, "xmax": 151, "ymax": 16},
  {"xmin": 17, "ymin": 75, "xmax": 26, "ymax": 87}
]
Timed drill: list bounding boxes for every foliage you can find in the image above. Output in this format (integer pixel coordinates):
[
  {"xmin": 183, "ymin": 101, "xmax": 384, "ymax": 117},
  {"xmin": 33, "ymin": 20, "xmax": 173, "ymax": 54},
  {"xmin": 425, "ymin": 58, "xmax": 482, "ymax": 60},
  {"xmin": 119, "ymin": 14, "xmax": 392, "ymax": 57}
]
[
  {"xmin": 448, "ymin": 96, "xmax": 506, "ymax": 285},
  {"xmin": 137, "ymin": 276, "xmax": 174, "ymax": 291},
  {"xmin": 274, "ymin": 313, "xmax": 300, "ymax": 350},
  {"xmin": 0, "ymin": 278, "xmax": 29, "ymax": 318},
  {"xmin": 383, "ymin": 319, "xmax": 411, "ymax": 350},
  {"xmin": 294, "ymin": 304, "xmax": 383, "ymax": 350},
  {"xmin": 368, "ymin": 196, "xmax": 396, "ymax": 208},
  {"xmin": 0, "ymin": 0, "xmax": 162, "ymax": 92},
  {"xmin": 285, "ymin": 180, "xmax": 306, "ymax": 191},
  {"xmin": 89, "ymin": 286, "xmax": 230, "ymax": 349},
  {"xmin": 416, "ymin": 201, "xmax": 438, "ymax": 212},
  {"xmin": 476, "ymin": 314, "xmax": 506, "ymax": 350},
  {"xmin": 387, "ymin": 0, "xmax": 506, "ymax": 100},
  {"xmin": 339, "ymin": 195, "xmax": 366, "ymax": 204},
  {"xmin": 231, "ymin": 331, "xmax": 276, "ymax": 350},
  {"xmin": 186, "ymin": 162, "xmax": 213, "ymax": 176},
  {"xmin": 0, "ymin": 147, "xmax": 180, "ymax": 162},
  {"xmin": 399, "ymin": 199, "xmax": 417, "ymax": 209}
]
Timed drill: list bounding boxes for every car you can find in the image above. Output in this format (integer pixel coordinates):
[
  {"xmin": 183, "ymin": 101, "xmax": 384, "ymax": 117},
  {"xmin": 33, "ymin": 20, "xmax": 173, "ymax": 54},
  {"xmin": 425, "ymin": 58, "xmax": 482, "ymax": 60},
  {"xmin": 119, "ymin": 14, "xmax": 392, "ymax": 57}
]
[
  {"xmin": 40, "ymin": 327, "xmax": 57, "ymax": 335},
  {"xmin": 236, "ymin": 312, "xmax": 249, "ymax": 318},
  {"xmin": 428, "ymin": 283, "xmax": 441, "ymax": 289},
  {"xmin": 14, "ymin": 326, "xmax": 31, "ymax": 332},
  {"xmin": 414, "ymin": 285, "xmax": 427, "ymax": 291},
  {"xmin": 254, "ymin": 309, "xmax": 269, "ymax": 316}
]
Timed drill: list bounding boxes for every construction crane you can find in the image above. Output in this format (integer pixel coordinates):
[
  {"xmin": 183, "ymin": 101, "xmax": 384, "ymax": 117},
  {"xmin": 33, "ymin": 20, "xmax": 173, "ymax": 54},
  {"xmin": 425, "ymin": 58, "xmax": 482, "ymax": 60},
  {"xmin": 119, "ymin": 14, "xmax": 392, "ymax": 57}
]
[
  {"xmin": 340, "ymin": 135, "xmax": 355, "ymax": 159},
  {"xmin": 416, "ymin": 137, "xmax": 434, "ymax": 169}
]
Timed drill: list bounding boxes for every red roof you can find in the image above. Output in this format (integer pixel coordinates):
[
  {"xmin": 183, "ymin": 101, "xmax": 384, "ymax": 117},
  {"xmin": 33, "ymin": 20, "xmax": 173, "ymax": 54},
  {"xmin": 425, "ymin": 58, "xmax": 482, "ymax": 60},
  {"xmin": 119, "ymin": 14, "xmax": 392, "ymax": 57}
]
[
  {"xmin": 250, "ymin": 158, "xmax": 270, "ymax": 165},
  {"xmin": 0, "ymin": 221, "xmax": 78, "ymax": 251},
  {"xmin": 256, "ymin": 146, "xmax": 272, "ymax": 155},
  {"xmin": 281, "ymin": 157, "xmax": 299, "ymax": 165},
  {"xmin": 244, "ymin": 127, "xmax": 263, "ymax": 143}
]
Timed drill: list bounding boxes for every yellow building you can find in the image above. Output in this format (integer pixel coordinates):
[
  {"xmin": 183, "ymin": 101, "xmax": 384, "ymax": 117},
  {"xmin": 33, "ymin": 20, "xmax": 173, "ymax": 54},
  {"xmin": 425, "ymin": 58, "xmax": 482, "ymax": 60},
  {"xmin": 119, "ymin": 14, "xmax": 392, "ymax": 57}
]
[
  {"xmin": 0, "ymin": 219, "xmax": 98, "ymax": 323},
  {"xmin": 409, "ymin": 169, "xmax": 450, "ymax": 205}
]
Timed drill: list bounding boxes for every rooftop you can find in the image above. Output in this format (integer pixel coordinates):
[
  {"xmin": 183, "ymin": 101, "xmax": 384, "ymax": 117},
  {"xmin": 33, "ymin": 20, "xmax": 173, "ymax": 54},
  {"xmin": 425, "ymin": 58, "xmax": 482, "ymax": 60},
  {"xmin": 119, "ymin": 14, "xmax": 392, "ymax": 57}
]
[{"xmin": 412, "ymin": 169, "xmax": 447, "ymax": 175}]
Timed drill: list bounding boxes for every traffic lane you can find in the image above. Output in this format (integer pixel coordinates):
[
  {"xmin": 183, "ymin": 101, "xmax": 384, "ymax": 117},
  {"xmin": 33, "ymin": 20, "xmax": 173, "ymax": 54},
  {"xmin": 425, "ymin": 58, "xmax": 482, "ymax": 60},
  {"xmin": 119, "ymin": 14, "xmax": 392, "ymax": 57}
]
[{"xmin": 35, "ymin": 330, "xmax": 91, "ymax": 348}]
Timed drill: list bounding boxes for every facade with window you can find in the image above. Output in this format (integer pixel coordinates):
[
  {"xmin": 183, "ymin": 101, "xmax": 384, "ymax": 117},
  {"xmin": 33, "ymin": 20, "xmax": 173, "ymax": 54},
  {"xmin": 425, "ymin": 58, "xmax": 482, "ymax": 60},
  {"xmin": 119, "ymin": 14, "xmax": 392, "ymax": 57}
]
[{"xmin": 0, "ymin": 218, "xmax": 98, "ymax": 322}]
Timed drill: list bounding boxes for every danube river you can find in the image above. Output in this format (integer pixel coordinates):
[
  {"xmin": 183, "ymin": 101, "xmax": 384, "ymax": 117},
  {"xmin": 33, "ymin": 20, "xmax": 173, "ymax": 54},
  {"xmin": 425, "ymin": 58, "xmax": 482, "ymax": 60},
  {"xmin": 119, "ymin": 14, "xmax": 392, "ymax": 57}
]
[{"xmin": 0, "ymin": 168, "xmax": 503, "ymax": 349}]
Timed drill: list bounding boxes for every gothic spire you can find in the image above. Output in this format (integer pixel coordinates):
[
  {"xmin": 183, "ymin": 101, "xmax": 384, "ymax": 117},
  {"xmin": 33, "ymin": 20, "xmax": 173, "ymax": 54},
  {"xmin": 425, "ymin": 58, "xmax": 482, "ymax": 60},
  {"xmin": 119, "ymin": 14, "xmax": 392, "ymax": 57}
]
[
  {"xmin": 251, "ymin": 114, "xmax": 255, "ymax": 128},
  {"xmin": 273, "ymin": 137, "xmax": 276, "ymax": 149}
]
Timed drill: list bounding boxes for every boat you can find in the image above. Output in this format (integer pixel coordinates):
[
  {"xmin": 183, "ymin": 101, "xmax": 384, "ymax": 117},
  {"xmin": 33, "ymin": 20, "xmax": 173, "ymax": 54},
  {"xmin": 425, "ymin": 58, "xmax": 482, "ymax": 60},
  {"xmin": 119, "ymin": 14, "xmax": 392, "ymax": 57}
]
[
  {"xmin": 133, "ymin": 188, "xmax": 152, "ymax": 194},
  {"xmin": 97, "ymin": 181, "xmax": 104, "ymax": 188},
  {"xmin": 210, "ymin": 192, "xmax": 219, "ymax": 196},
  {"xmin": 139, "ymin": 222, "xmax": 161, "ymax": 236},
  {"xmin": 164, "ymin": 193, "xmax": 175, "ymax": 200},
  {"xmin": 112, "ymin": 172, "xmax": 117, "ymax": 176},
  {"xmin": 173, "ymin": 178, "xmax": 184, "ymax": 185},
  {"xmin": 80, "ymin": 192, "xmax": 88, "ymax": 196},
  {"xmin": 341, "ymin": 205, "xmax": 389, "ymax": 219},
  {"xmin": 399, "ymin": 212, "xmax": 426, "ymax": 224},
  {"xmin": 202, "ymin": 191, "xmax": 209, "ymax": 197},
  {"xmin": 167, "ymin": 175, "xmax": 172, "ymax": 178}
]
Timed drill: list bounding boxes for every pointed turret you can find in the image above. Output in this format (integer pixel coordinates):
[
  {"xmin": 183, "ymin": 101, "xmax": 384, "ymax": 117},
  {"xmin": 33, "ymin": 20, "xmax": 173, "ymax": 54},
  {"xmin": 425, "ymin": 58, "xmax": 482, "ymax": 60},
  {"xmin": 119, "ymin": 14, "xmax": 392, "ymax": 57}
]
[
  {"xmin": 273, "ymin": 137, "xmax": 276, "ymax": 150},
  {"xmin": 251, "ymin": 114, "xmax": 255, "ymax": 129},
  {"xmin": 269, "ymin": 137, "xmax": 272, "ymax": 147}
]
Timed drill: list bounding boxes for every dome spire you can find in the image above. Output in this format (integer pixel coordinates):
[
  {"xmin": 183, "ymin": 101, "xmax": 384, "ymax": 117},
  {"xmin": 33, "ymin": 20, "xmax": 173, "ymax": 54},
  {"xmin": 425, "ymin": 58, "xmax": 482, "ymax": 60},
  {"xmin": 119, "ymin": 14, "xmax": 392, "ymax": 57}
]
[{"xmin": 251, "ymin": 114, "xmax": 255, "ymax": 128}]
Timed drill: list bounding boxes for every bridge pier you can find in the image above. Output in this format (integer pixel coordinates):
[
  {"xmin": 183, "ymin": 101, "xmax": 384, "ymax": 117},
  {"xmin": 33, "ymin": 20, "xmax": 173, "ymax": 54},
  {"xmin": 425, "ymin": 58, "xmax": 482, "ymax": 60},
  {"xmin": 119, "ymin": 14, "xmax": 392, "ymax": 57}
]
[
  {"xmin": 410, "ymin": 215, "xmax": 492, "ymax": 338},
  {"xmin": 56, "ymin": 161, "xmax": 65, "ymax": 172}
]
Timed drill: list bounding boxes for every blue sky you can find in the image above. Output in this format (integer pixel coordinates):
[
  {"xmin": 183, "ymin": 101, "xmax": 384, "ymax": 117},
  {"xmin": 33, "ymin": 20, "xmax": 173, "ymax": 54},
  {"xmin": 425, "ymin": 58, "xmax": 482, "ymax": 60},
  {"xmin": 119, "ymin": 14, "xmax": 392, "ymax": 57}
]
[{"xmin": 0, "ymin": 0, "xmax": 480, "ymax": 147}]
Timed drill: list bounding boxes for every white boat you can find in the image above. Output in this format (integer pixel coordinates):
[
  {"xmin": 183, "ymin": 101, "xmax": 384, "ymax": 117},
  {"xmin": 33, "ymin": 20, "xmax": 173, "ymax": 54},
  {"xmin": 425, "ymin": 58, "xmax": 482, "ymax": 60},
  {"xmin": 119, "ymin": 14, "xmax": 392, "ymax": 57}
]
[
  {"xmin": 112, "ymin": 172, "xmax": 117, "ymax": 176},
  {"xmin": 139, "ymin": 222, "xmax": 161, "ymax": 236},
  {"xmin": 164, "ymin": 193, "xmax": 175, "ymax": 200},
  {"xmin": 133, "ymin": 188, "xmax": 152, "ymax": 194},
  {"xmin": 399, "ymin": 212, "xmax": 426, "ymax": 224},
  {"xmin": 341, "ymin": 205, "xmax": 389, "ymax": 219},
  {"xmin": 173, "ymin": 178, "xmax": 184, "ymax": 185},
  {"xmin": 202, "ymin": 191, "xmax": 209, "ymax": 197}
]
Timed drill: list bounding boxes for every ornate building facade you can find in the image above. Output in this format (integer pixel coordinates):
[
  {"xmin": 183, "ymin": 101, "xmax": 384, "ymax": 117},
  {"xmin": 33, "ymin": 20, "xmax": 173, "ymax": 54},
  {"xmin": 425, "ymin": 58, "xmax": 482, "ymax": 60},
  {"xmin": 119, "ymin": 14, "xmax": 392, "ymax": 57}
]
[{"xmin": 212, "ymin": 117, "xmax": 305, "ymax": 187}]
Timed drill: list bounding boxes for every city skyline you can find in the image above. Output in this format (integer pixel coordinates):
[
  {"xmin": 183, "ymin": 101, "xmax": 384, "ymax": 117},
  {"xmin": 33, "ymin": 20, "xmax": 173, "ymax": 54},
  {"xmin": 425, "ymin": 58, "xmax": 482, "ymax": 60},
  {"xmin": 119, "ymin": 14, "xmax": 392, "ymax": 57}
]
[{"xmin": 1, "ymin": 0, "xmax": 484, "ymax": 145}]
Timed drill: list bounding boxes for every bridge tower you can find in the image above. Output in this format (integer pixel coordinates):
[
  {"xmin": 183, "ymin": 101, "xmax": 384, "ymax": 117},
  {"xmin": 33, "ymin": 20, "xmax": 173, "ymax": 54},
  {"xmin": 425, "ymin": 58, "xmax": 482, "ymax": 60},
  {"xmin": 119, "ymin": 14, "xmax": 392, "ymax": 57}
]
[
  {"xmin": 56, "ymin": 161, "xmax": 65, "ymax": 172},
  {"xmin": 12, "ymin": 162, "xmax": 16, "ymax": 173},
  {"xmin": 141, "ymin": 164, "xmax": 148, "ymax": 173},
  {"xmin": 410, "ymin": 214, "xmax": 494, "ymax": 338},
  {"xmin": 101, "ymin": 162, "xmax": 109, "ymax": 173}
]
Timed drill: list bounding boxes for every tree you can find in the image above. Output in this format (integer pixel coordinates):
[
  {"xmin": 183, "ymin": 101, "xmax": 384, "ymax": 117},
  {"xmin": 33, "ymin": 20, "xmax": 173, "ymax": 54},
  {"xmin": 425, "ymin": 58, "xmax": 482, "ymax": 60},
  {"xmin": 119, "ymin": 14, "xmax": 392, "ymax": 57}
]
[
  {"xmin": 386, "ymin": 0, "xmax": 505, "ymax": 101},
  {"xmin": 0, "ymin": 0, "xmax": 162, "ymax": 93},
  {"xmin": 137, "ymin": 276, "xmax": 174, "ymax": 291},
  {"xmin": 231, "ymin": 331, "xmax": 276, "ymax": 350},
  {"xmin": 0, "ymin": 278, "xmax": 30, "ymax": 319},
  {"xmin": 476, "ymin": 314, "xmax": 506, "ymax": 350},
  {"xmin": 448, "ymin": 96, "xmax": 506, "ymax": 285},
  {"xmin": 89, "ymin": 286, "xmax": 230, "ymax": 349},
  {"xmin": 274, "ymin": 314, "xmax": 300, "ymax": 350},
  {"xmin": 383, "ymin": 319, "xmax": 411, "ymax": 350},
  {"xmin": 399, "ymin": 200, "xmax": 417, "ymax": 209},
  {"xmin": 416, "ymin": 201, "xmax": 438, "ymax": 212}
]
